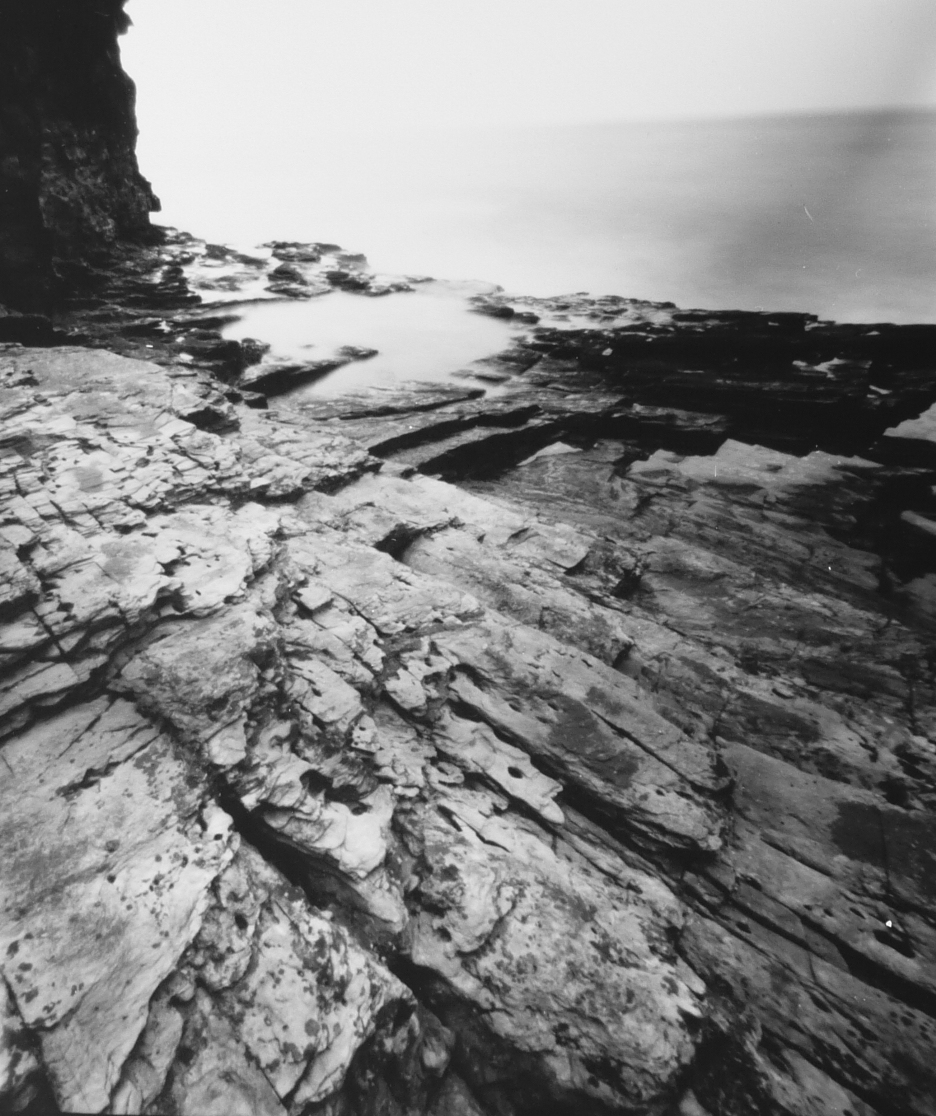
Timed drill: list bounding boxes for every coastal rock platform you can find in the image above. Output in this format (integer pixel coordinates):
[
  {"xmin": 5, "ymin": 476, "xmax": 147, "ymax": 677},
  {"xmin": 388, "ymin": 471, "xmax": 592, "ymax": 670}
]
[{"xmin": 2, "ymin": 236, "xmax": 936, "ymax": 1116}]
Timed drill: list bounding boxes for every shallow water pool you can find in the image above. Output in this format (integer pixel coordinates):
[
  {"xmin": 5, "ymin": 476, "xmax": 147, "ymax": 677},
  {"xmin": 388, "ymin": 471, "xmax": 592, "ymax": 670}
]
[{"xmin": 221, "ymin": 280, "xmax": 517, "ymax": 400}]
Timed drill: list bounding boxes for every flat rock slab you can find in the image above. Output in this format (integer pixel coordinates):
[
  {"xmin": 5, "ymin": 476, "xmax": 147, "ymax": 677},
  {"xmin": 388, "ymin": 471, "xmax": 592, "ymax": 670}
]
[
  {"xmin": 433, "ymin": 616, "xmax": 726, "ymax": 853},
  {"xmin": 0, "ymin": 698, "xmax": 236, "ymax": 1113},
  {"xmin": 407, "ymin": 786, "xmax": 706, "ymax": 1111}
]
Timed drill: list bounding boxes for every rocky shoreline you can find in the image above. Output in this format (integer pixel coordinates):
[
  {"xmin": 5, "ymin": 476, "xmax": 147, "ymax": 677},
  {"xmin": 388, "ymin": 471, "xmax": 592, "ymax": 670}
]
[{"xmin": 1, "ymin": 226, "xmax": 935, "ymax": 1116}]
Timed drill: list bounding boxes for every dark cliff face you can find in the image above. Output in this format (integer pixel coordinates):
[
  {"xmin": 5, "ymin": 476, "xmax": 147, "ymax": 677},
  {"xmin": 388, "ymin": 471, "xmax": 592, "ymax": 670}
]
[{"xmin": 0, "ymin": 0, "xmax": 159, "ymax": 309}]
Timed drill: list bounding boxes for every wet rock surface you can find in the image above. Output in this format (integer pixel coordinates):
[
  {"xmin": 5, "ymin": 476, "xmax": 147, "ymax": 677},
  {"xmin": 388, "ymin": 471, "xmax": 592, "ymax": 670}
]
[{"xmin": 1, "ymin": 240, "xmax": 936, "ymax": 1116}]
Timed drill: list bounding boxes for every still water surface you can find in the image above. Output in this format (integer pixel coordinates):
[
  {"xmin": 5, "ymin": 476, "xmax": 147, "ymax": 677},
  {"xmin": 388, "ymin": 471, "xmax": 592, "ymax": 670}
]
[
  {"xmin": 180, "ymin": 111, "xmax": 936, "ymax": 320},
  {"xmin": 222, "ymin": 282, "xmax": 515, "ymax": 398},
  {"xmin": 213, "ymin": 111, "xmax": 935, "ymax": 392}
]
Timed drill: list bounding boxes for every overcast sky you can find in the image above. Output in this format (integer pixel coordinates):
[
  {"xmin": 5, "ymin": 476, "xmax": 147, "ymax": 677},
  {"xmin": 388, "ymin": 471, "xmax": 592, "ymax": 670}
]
[
  {"xmin": 119, "ymin": 1, "xmax": 936, "ymax": 317},
  {"xmin": 124, "ymin": 0, "xmax": 936, "ymax": 142}
]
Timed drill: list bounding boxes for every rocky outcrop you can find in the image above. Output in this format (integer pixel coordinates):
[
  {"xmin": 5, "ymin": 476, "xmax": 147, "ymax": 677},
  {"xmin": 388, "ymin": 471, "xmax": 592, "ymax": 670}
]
[
  {"xmin": 1, "ymin": 236, "xmax": 935, "ymax": 1115},
  {"xmin": 0, "ymin": 0, "xmax": 158, "ymax": 310},
  {"xmin": 0, "ymin": 337, "xmax": 720, "ymax": 1114}
]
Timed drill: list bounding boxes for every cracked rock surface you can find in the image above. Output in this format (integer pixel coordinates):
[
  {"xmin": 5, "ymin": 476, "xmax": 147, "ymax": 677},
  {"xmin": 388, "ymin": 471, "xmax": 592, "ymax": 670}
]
[{"xmin": 1, "ymin": 241, "xmax": 936, "ymax": 1116}]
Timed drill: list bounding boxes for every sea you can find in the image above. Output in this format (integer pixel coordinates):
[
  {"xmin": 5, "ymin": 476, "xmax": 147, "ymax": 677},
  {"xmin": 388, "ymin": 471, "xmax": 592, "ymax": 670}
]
[{"xmin": 151, "ymin": 111, "xmax": 936, "ymax": 394}]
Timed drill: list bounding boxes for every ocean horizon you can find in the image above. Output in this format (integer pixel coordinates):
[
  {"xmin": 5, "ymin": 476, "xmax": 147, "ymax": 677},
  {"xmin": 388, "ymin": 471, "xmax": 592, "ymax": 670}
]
[{"xmin": 147, "ymin": 108, "xmax": 936, "ymax": 325}]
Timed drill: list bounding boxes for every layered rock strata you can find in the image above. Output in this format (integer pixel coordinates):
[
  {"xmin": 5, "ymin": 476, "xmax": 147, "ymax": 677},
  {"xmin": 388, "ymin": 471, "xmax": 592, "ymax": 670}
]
[
  {"xmin": 1, "ymin": 239, "xmax": 935, "ymax": 1115},
  {"xmin": 0, "ymin": 0, "xmax": 158, "ymax": 310}
]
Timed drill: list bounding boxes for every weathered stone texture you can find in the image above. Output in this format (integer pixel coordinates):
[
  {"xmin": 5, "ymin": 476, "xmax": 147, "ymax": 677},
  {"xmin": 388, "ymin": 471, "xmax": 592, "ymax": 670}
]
[
  {"xmin": 0, "ymin": 0, "xmax": 158, "ymax": 308},
  {"xmin": 2, "ymin": 282, "xmax": 935, "ymax": 1114},
  {"xmin": 1, "ymin": 209, "xmax": 936, "ymax": 1116}
]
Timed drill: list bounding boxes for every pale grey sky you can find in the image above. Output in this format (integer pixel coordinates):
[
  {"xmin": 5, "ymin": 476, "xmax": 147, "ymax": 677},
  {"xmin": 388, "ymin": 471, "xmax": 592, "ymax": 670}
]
[
  {"xmin": 124, "ymin": 0, "xmax": 936, "ymax": 142},
  {"xmin": 119, "ymin": 1, "xmax": 936, "ymax": 318}
]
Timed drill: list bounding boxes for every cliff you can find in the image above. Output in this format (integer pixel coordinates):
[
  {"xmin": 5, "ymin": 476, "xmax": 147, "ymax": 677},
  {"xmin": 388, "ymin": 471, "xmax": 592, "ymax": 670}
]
[{"xmin": 0, "ymin": 0, "xmax": 158, "ymax": 310}]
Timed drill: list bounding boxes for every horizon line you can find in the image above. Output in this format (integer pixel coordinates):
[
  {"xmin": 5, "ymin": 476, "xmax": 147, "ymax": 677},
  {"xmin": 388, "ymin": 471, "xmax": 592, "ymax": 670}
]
[{"xmin": 286, "ymin": 103, "xmax": 936, "ymax": 139}]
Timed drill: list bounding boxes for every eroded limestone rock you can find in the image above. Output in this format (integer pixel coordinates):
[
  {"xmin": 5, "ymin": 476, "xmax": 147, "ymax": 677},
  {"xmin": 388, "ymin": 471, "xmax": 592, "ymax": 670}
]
[
  {"xmin": 3, "ymin": 275, "xmax": 936, "ymax": 1116},
  {"xmin": 0, "ymin": 699, "xmax": 236, "ymax": 1112},
  {"xmin": 404, "ymin": 784, "xmax": 705, "ymax": 1111}
]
